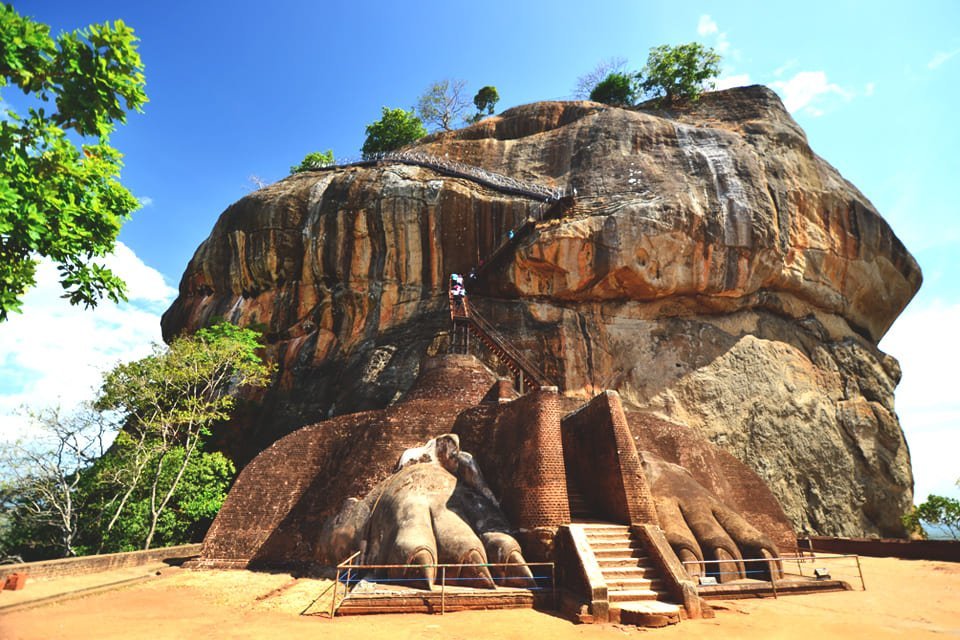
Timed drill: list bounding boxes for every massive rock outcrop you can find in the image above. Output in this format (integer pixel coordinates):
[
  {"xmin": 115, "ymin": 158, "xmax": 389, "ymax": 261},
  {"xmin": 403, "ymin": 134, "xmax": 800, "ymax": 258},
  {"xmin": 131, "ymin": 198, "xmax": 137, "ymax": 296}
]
[{"xmin": 162, "ymin": 86, "xmax": 921, "ymax": 537}]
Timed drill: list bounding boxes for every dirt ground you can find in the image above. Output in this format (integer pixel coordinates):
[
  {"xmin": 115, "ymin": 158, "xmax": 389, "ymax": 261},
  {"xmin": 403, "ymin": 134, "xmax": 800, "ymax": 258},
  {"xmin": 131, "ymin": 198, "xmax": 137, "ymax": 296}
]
[{"xmin": 1, "ymin": 556, "xmax": 958, "ymax": 639}]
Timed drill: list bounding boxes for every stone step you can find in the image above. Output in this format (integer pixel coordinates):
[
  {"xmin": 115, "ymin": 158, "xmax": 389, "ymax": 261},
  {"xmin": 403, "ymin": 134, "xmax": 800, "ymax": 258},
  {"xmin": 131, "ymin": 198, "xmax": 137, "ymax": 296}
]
[
  {"xmin": 593, "ymin": 547, "xmax": 647, "ymax": 559},
  {"xmin": 583, "ymin": 526, "xmax": 630, "ymax": 532},
  {"xmin": 606, "ymin": 577, "xmax": 664, "ymax": 591},
  {"xmin": 608, "ymin": 589, "xmax": 660, "ymax": 603},
  {"xmin": 615, "ymin": 600, "xmax": 682, "ymax": 628},
  {"xmin": 583, "ymin": 530, "xmax": 631, "ymax": 540},
  {"xmin": 599, "ymin": 565, "xmax": 659, "ymax": 579},
  {"xmin": 596, "ymin": 556, "xmax": 648, "ymax": 568},
  {"xmin": 588, "ymin": 538, "xmax": 642, "ymax": 548},
  {"xmin": 579, "ymin": 523, "xmax": 631, "ymax": 531}
]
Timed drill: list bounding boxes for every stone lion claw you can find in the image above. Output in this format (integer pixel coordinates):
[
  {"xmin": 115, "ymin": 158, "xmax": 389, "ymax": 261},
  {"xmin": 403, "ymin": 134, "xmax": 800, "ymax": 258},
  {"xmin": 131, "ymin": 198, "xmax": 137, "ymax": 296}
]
[
  {"xmin": 319, "ymin": 435, "xmax": 534, "ymax": 590},
  {"xmin": 642, "ymin": 451, "xmax": 783, "ymax": 583}
]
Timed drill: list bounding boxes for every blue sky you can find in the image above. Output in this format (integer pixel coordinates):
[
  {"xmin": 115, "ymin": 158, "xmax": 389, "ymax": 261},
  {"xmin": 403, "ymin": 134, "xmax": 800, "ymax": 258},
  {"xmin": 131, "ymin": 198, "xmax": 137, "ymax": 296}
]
[{"xmin": 2, "ymin": 1, "xmax": 958, "ymax": 503}]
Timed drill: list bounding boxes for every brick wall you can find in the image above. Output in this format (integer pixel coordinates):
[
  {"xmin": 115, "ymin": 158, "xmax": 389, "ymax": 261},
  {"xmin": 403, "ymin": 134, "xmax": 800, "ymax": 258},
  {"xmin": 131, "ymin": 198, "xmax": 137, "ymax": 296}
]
[
  {"xmin": 561, "ymin": 391, "xmax": 658, "ymax": 526},
  {"xmin": 453, "ymin": 386, "xmax": 571, "ymax": 536},
  {"xmin": 0, "ymin": 544, "xmax": 200, "ymax": 581},
  {"xmin": 199, "ymin": 355, "xmax": 499, "ymax": 568},
  {"xmin": 802, "ymin": 536, "xmax": 960, "ymax": 562}
]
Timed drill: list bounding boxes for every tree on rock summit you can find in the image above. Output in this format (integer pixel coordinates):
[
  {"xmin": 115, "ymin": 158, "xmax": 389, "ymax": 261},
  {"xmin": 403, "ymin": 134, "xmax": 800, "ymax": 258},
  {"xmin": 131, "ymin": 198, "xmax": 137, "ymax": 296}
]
[
  {"xmin": 638, "ymin": 42, "xmax": 721, "ymax": 105},
  {"xmin": 290, "ymin": 150, "xmax": 334, "ymax": 174},
  {"xmin": 589, "ymin": 72, "xmax": 637, "ymax": 106},
  {"xmin": 361, "ymin": 107, "xmax": 427, "ymax": 159},
  {"xmin": 416, "ymin": 79, "xmax": 470, "ymax": 132}
]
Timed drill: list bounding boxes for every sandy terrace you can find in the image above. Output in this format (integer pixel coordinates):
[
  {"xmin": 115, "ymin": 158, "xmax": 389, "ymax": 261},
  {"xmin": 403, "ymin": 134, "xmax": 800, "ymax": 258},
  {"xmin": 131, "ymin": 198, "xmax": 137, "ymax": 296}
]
[{"xmin": 1, "ymin": 556, "xmax": 958, "ymax": 639}]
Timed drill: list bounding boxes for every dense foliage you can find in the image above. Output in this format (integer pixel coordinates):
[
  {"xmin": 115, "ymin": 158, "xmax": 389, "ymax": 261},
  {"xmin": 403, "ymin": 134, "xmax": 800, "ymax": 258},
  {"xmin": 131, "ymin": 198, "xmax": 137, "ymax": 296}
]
[
  {"xmin": 580, "ymin": 44, "xmax": 721, "ymax": 108},
  {"xmin": 0, "ymin": 5, "xmax": 147, "ymax": 321},
  {"xmin": 573, "ymin": 56, "xmax": 628, "ymax": 99},
  {"xmin": 472, "ymin": 85, "xmax": 499, "ymax": 117},
  {"xmin": 637, "ymin": 43, "xmax": 721, "ymax": 104},
  {"xmin": 589, "ymin": 72, "xmax": 636, "ymax": 106},
  {"xmin": 290, "ymin": 150, "xmax": 334, "ymax": 174},
  {"xmin": 0, "ymin": 323, "xmax": 271, "ymax": 559},
  {"xmin": 361, "ymin": 107, "xmax": 427, "ymax": 159}
]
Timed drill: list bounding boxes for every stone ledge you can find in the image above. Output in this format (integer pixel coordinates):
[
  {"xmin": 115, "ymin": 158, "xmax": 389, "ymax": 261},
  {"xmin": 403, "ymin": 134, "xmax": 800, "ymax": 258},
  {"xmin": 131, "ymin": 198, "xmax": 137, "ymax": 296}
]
[{"xmin": 0, "ymin": 544, "xmax": 201, "ymax": 581}]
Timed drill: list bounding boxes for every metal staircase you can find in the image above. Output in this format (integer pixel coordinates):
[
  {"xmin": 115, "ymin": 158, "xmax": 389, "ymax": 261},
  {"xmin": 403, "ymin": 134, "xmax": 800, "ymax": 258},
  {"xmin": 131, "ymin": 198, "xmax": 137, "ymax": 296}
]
[{"xmin": 450, "ymin": 294, "xmax": 552, "ymax": 392}]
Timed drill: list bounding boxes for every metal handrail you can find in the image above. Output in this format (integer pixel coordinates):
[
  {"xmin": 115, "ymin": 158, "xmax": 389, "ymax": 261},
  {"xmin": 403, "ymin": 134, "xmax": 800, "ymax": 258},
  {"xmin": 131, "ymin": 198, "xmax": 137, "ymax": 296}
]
[
  {"xmin": 465, "ymin": 305, "xmax": 550, "ymax": 386},
  {"xmin": 327, "ymin": 558, "xmax": 556, "ymax": 617},
  {"xmin": 681, "ymin": 552, "xmax": 866, "ymax": 596}
]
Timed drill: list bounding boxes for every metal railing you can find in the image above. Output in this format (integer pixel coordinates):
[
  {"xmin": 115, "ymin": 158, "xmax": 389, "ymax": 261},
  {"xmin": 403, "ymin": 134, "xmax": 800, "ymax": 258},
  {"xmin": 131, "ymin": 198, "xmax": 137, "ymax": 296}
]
[
  {"xmin": 300, "ymin": 150, "xmax": 567, "ymax": 202},
  {"xmin": 465, "ymin": 303, "xmax": 551, "ymax": 389},
  {"xmin": 448, "ymin": 291, "xmax": 552, "ymax": 390},
  {"xmin": 681, "ymin": 552, "xmax": 866, "ymax": 598},
  {"xmin": 325, "ymin": 553, "xmax": 556, "ymax": 617}
]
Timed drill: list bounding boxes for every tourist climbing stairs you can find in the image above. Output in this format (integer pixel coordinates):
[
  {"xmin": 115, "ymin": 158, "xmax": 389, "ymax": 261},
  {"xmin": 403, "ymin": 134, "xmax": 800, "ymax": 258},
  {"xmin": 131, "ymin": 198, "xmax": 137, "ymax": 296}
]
[
  {"xmin": 580, "ymin": 523, "xmax": 683, "ymax": 625},
  {"xmin": 450, "ymin": 293, "xmax": 552, "ymax": 392}
]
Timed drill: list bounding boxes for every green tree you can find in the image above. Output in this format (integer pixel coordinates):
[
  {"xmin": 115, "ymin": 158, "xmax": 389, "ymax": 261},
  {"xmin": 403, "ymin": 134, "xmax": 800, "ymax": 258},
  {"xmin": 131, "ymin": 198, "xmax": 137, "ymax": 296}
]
[
  {"xmin": 473, "ymin": 85, "xmax": 499, "ymax": 116},
  {"xmin": 0, "ymin": 5, "xmax": 147, "ymax": 321},
  {"xmin": 589, "ymin": 72, "xmax": 637, "ymax": 106},
  {"xmin": 85, "ymin": 448, "xmax": 234, "ymax": 552},
  {"xmin": 573, "ymin": 56, "xmax": 628, "ymax": 99},
  {"xmin": 290, "ymin": 149, "xmax": 334, "ymax": 174},
  {"xmin": 96, "ymin": 322, "xmax": 271, "ymax": 549},
  {"xmin": 361, "ymin": 107, "xmax": 427, "ymax": 159},
  {"xmin": 637, "ymin": 43, "xmax": 721, "ymax": 105},
  {"xmin": 416, "ymin": 79, "xmax": 469, "ymax": 132},
  {"xmin": 902, "ymin": 491, "xmax": 960, "ymax": 540},
  {"xmin": 0, "ymin": 323, "xmax": 270, "ymax": 558}
]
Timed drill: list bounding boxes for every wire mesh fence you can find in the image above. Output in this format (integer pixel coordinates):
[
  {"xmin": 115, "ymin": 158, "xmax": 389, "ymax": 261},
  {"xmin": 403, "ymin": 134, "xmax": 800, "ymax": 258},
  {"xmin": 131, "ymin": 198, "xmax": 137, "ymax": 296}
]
[
  {"xmin": 320, "ymin": 553, "xmax": 556, "ymax": 617},
  {"xmin": 681, "ymin": 552, "xmax": 866, "ymax": 598},
  {"xmin": 300, "ymin": 150, "xmax": 567, "ymax": 202}
]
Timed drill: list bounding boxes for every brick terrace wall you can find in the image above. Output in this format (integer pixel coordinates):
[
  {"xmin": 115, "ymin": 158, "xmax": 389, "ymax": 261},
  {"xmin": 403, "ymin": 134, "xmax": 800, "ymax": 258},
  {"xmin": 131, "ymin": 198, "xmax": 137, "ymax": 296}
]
[
  {"xmin": 496, "ymin": 387, "xmax": 570, "ymax": 530},
  {"xmin": 803, "ymin": 536, "xmax": 960, "ymax": 562},
  {"xmin": 454, "ymin": 387, "xmax": 570, "ymax": 533},
  {"xmin": 561, "ymin": 391, "xmax": 658, "ymax": 526},
  {"xmin": 628, "ymin": 412, "xmax": 796, "ymax": 551},
  {"xmin": 199, "ymin": 355, "xmax": 499, "ymax": 568},
  {"xmin": 0, "ymin": 544, "xmax": 200, "ymax": 581}
]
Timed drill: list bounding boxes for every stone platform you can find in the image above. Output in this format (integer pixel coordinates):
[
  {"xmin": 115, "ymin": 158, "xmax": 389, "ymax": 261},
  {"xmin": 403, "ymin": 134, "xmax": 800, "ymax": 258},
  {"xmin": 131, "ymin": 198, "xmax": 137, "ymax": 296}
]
[
  {"xmin": 697, "ymin": 575, "xmax": 852, "ymax": 600},
  {"xmin": 335, "ymin": 580, "xmax": 550, "ymax": 616}
]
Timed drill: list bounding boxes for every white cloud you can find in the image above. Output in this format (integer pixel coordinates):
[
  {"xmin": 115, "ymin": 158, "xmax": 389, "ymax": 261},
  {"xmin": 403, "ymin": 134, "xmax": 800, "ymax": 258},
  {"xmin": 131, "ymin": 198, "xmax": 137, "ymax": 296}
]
[
  {"xmin": 770, "ymin": 70, "xmax": 852, "ymax": 116},
  {"xmin": 715, "ymin": 33, "xmax": 730, "ymax": 55},
  {"xmin": 864, "ymin": 82, "xmax": 876, "ymax": 97},
  {"xmin": 714, "ymin": 74, "xmax": 751, "ymax": 91},
  {"xmin": 774, "ymin": 59, "xmax": 798, "ymax": 77},
  {"xmin": 880, "ymin": 301, "xmax": 960, "ymax": 501},
  {"xmin": 697, "ymin": 15, "xmax": 718, "ymax": 36},
  {"xmin": 696, "ymin": 15, "xmax": 733, "ymax": 63},
  {"xmin": 138, "ymin": 195, "xmax": 154, "ymax": 207},
  {"xmin": 103, "ymin": 242, "xmax": 178, "ymax": 303},
  {"xmin": 0, "ymin": 243, "xmax": 176, "ymax": 442},
  {"xmin": 927, "ymin": 48, "xmax": 960, "ymax": 70}
]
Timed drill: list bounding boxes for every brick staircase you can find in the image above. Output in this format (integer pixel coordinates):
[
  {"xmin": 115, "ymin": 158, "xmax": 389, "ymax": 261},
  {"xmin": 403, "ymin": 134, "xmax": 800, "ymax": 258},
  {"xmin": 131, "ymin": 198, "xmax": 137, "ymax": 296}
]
[{"xmin": 581, "ymin": 523, "xmax": 682, "ymax": 626}]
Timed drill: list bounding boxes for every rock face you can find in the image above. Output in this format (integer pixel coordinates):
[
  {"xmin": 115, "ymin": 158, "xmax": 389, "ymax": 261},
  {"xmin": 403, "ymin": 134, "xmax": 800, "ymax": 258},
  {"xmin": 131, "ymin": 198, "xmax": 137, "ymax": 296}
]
[{"xmin": 162, "ymin": 86, "xmax": 921, "ymax": 537}]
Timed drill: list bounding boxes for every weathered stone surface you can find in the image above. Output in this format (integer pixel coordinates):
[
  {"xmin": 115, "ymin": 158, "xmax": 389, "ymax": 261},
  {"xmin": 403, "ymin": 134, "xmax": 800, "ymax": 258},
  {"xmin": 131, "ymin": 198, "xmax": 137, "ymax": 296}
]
[
  {"xmin": 198, "ymin": 356, "xmax": 795, "ymax": 572},
  {"xmin": 163, "ymin": 86, "xmax": 920, "ymax": 536}
]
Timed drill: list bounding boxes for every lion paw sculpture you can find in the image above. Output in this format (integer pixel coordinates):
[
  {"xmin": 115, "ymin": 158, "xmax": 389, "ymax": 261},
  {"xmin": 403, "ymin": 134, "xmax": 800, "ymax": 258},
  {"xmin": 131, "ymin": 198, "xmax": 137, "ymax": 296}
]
[{"xmin": 319, "ymin": 434, "xmax": 535, "ymax": 590}]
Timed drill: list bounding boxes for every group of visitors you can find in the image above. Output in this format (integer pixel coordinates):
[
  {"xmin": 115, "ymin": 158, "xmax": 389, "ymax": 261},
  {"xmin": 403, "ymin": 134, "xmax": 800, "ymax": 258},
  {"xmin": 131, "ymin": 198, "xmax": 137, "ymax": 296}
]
[{"xmin": 450, "ymin": 273, "xmax": 466, "ymax": 309}]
